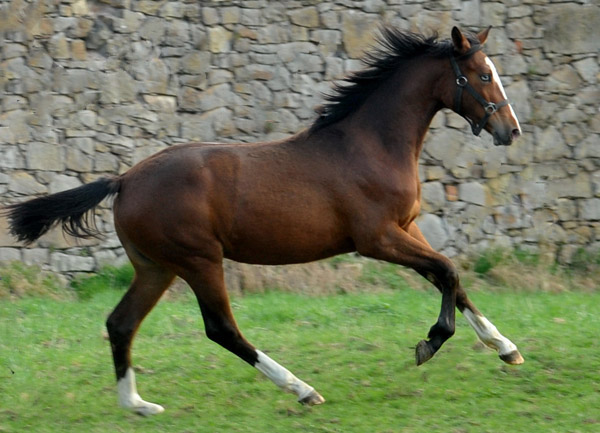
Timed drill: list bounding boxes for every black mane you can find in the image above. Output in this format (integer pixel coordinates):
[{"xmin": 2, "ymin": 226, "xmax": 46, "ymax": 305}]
[{"xmin": 310, "ymin": 26, "xmax": 479, "ymax": 132}]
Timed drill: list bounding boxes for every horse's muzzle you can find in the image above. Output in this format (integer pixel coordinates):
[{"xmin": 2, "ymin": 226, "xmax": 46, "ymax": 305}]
[{"xmin": 492, "ymin": 126, "xmax": 521, "ymax": 146}]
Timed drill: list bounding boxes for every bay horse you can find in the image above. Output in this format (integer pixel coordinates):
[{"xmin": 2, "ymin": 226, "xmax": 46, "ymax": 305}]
[{"xmin": 4, "ymin": 26, "xmax": 523, "ymax": 415}]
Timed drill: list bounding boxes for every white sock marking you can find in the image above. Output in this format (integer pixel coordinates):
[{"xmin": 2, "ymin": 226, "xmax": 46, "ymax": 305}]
[
  {"xmin": 463, "ymin": 309, "xmax": 518, "ymax": 356},
  {"xmin": 255, "ymin": 350, "xmax": 319, "ymax": 402},
  {"xmin": 117, "ymin": 368, "xmax": 164, "ymax": 416}
]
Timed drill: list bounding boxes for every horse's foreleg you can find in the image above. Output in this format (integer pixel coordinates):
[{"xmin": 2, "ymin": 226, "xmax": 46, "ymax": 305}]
[
  {"xmin": 182, "ymin": 258, "xmax": 325, "ymax": 405},
  {"xmin": 407, "ymin": 223, "xmax": 524, "ymax": 365},
  {"xmin": 358, "ymin": 224, "xmax": 459, "ymax": 365},
  {"xmin": 106, "ymin": 262, "xmax": 175, "ymax": 416}
]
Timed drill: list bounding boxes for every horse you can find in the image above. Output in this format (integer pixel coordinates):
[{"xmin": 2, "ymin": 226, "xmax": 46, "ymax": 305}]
[{"xmin": 4, "ymin": 26, "xmax": 524, "ymax": 415}]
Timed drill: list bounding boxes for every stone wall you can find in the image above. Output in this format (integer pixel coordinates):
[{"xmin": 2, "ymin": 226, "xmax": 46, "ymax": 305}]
[{"xmin": 1, "ymin": 0, "xmax": 599, "ymax": 275}]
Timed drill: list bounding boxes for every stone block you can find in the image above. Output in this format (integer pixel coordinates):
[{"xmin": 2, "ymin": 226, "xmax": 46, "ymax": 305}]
[
  {"xmin": 26, "ymin": 143, "xmax": 64, "ymax": 171},
  {"xmin": 421, "ymin": 181, "xmax": 446, "ymax": 212},
  {"xmin": 341, "ymin": 10, "xmax": 378, "ymax": 59},
  {"xmin": 208, "ymin": 27, "xmax": 232, "ymax": 53},
  {"xmin": 424, "ymin": 129, "xmax": 464, "ymax": 170},
  {"xmin": 548, "ymin": 173, "xmax": 592, "ymax": 199},
  {"xmin": 71, "ymin": 17, "xmax": 94, "ymax": 38},
  {"xmin": 139, "ymin": 17, "xmax": 165, "ymax": 43},
  {"xmin": 48, "ymin": 33, "xmax": 70, "ymax": 59},
  {"xmin": 311, "ymin": 29, "xmax": 342, "ymax": 56},
  {"xmin": 23, "ymin": 248, "xmax": 50, "ymax": 265},
  {"xmin": 459, "ymin": 182, "xmax": 487, "ymax": 206},
  {"xmin": 71, "ymin": 0, "xmax": 89, "ymax": 16},
  {"xmin": 28, "ymin": 49, "xmax": 53, "ymax": 70},
  {"xmin": 66, "ymin": 148, "xmax": 94, "ymax": 172},
  {"xmin": 222, "ymin": 7, "xmax": 240, "ymax": 24},
  {"xmin": 50, "ymin": 252, "xmax": 96, "ymax": 272},
  {"xmin": 99, "ymin": 70, "xmax": 136, "ymax": 104},
  {"xmin": 573, "ymin": 57, "xmax": 599, "ymax": 84},
  {"xmin": 534, "ymin": 126, "xmax": 570, "ymax": 162},
  {"xmin": 547, "ymin": 65, "xmax": 582, "ymax": 95},
  {"xmin": 143, "ymin": 95, "xmax": 177, "ymax": 112},
  {"xmin": 202, "ymin": 7, "xmax": 220, "ymax": 25},
  {"xmin": 135, "ymin": 0, "xmax": 162, "ymax": 15},
  {"xmin": 8, "ymin": 171, "xmax": 48, "ymax": 195},
  {"xmin": 445, "ymin": 185, "xmax": 459, "ymax": 202},
  {"xmin": 453, "ymin": 0, "xmax": 481, "ymax": 26},
  {"xmin": 541, "ymin": 4, "xmax": 600, "ymax": 54},
  {"xmin": 0, "ymin": 248, "xmax": 21, "ymax": 262},
  {"xmin": 49, "ymin": 174, "xmax": 82, "ymax": 194},
  {"xmin": 416, "ymin": 213, "xmax": 449, "ymax": 251},
  {"xmin": 93, "ymin": 249, "xmax": 118, "ymax": 268},
  {"xmin": 240, "ymin": 8, "xmax": 262, "ymax": 26},
  {"xmin": 580, "ymin": 199, "xmax": 600, "ymax": 221},
  {"xmin": 288, "ymin": 7, "xmax": 319, "ymax": 28},
  {"xmin": 94, "ymin": 152, "xmax": 119, "ymax": 172},
  {"xmin": 164, "ymin": 19, "xmax": 190, "ymax": 46},
  {"xmin": 179, "ymin": 51, "xmax": 212, "ymax": 74},
  {"xmin": 574, "ymin": 134, "xmax": 600, "ymax": 159},
  {"xmin": 113, "ymin": 10, "xmax": 144, "ymax": 33}
]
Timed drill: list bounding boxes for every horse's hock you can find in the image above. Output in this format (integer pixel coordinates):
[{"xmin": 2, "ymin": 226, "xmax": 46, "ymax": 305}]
[{"xmin": 1, "ymin": 0, "xmax": 599, "ymax": 276}]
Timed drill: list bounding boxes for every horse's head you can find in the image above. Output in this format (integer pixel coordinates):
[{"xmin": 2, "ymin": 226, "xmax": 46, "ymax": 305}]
[{"xmin": 445, "ymin": 26, "xmax": 521, "ymax": 146}]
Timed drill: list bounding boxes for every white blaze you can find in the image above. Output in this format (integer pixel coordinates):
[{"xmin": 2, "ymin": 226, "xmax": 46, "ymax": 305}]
[{"xmin": 484, "ymin": 56, "xmax": 521, "ymax": 131}]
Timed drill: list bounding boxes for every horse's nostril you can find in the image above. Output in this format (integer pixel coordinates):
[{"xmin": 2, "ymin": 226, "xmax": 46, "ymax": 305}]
[{"xmin": 511, "ymin": 128, "xmax": 521, "ymax": 140}]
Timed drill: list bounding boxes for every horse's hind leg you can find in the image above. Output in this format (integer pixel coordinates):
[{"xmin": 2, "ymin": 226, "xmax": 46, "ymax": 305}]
[
  {"xmin": 407, "ymin": 223, "xmax": 523, "ymax": 365},
  {"xmin": 106, "ymin": 254, "xmax": 175, "ymax": 416},
  {"xmin": 179, "ymin": 257, "xmax": 325, "ymax": 405}
]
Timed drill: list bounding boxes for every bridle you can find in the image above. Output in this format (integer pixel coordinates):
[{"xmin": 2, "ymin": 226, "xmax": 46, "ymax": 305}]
[{"xmin": 450, "ymin": 46, "xmax": 510, "ymax": 136}]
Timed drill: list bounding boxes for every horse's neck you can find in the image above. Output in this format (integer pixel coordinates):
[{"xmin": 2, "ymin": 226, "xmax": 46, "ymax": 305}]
[{"xmin": 347, "ymin": 59, "xmax": 443, "ymax": 161}]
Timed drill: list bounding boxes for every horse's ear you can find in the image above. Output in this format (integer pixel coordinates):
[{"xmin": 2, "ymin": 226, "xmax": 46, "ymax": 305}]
[
  {"xmin": 451, "ymin": 26, "xmax": 471, "ymax": 55},
  {"xmin": 477, "ymin": 26, "xmax": 492, "ymax": 45}
]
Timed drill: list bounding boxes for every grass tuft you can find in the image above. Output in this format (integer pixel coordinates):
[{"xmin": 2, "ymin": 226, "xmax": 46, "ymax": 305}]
[
  {"xmin": 70, "ymin": 264, "xmax": 134, "ymax": 300},
  {"xmin": 0, "ymin": 261, "xmax": 68, "ymax": 300}
]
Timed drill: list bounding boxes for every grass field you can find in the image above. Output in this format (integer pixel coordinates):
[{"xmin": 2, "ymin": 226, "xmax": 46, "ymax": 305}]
[{"xmin": 1, "ymin": 268, "xmax": 599, "ymax": 433}]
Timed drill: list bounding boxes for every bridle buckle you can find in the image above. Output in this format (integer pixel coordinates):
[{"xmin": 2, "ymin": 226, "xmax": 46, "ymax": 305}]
[
  {"xmin": 484, "ymin": 102, "xmax": 498, "ymax": 114},
  {"xmin": 456, "ymin": 76, "xmax": 468, "ymax": 87}
]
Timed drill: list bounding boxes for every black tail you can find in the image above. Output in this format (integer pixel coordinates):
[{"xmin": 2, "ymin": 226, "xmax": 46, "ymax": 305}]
[{"xmin": 3, "ymin": 177, "xmax": 121, "ymax": 245}]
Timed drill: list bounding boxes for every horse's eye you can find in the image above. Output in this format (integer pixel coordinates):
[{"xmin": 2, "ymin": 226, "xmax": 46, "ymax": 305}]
[{"xmin": 480, "ymin": 74, "xmax": 491, "ymax": 83}]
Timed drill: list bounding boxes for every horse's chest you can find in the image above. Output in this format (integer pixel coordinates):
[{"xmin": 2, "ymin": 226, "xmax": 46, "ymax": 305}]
[{"xmin": 386, "ymin": 176, "xmax": 421, "ymax": 228}]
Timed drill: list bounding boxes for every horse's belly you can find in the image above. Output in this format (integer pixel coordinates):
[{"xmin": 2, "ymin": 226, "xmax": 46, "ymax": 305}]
[{"xmin": 225, "ymin": 217, "xmax": 353, "ymax": 265}]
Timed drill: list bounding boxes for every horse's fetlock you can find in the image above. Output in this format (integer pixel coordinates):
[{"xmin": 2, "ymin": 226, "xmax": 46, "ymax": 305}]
[{"xmin": 429, "ymin": 319, "xmax": 455, "ymax": 340}]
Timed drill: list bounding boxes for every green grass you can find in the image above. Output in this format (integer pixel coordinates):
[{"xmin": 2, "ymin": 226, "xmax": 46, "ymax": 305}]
[
  {"xmin": 70, "ymin": 265, "xmax": 135, "ymax": 300},
  {"xmin": 1, "ymin": 287, "xmax": 599, "ymax": 433}
]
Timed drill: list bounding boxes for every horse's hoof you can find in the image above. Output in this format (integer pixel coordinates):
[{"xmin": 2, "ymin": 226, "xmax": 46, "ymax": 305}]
[
  {"xmin": 299, "ymin": 390, "xmax": 325, "ymax": 406},
  {"xmin": 500, "ymin": 350, "xmax": 524, "ymax": 365},
  {"xmin": 134, "ymin": 403, "xmax": 165, "ymax": 416},
  {"xmin": 415, "ymin": 340, "xmax": 435, "ymax": 366},
  {"xmin": 126, "ymin": 401, "xmax": 165, "ymax": 416}
]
